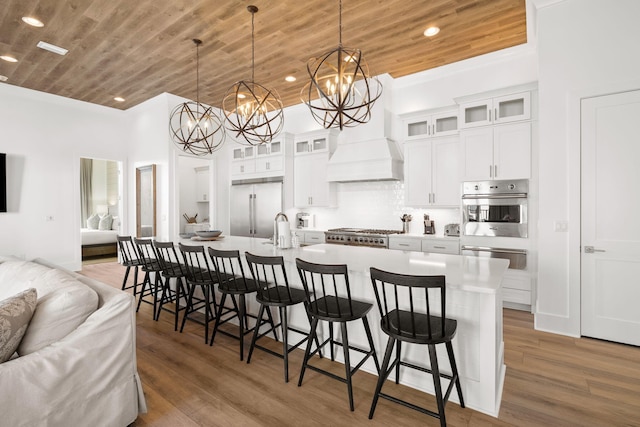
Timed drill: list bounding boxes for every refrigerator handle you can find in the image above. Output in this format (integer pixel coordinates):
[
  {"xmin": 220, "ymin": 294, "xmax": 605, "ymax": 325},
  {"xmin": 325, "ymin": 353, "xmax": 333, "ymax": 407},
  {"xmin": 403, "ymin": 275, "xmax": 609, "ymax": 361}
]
[
  {"xmin": 249, "ymin": 194, "xmax": 254, "ymax": 235},
  {"xmin": 252, "ymin": 193, "xmax": 257, "ymax": 235}
]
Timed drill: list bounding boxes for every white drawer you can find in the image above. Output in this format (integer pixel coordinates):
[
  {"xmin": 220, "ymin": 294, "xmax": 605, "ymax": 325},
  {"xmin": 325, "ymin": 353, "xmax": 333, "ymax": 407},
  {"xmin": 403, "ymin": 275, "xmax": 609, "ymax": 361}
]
[
  {"xmin": 421, "ymin": 240, "xmax": 459, "ymax": 255},
  {"xmin": 502, "ymin": 270, "xmax": 531, "ymax": 291},
  {"xmin": 503, "ymin": 288, "xmax": 531, "ymax": 305},
  {"xmin": 389, "ymin": 238, "xmax": 422, "ymax": 252}
]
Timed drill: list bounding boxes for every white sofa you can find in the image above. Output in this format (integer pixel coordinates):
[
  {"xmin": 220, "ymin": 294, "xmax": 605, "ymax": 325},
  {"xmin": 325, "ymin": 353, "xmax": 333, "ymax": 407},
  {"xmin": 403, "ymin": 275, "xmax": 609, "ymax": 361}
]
[{"xmin": 0, "ymin": 257, "xmax": 147, "ymax": 426}]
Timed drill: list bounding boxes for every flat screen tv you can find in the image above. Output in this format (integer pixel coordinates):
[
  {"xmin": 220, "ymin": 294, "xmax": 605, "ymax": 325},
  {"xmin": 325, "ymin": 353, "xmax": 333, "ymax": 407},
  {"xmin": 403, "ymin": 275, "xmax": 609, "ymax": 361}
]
[{"xmin": 0, "ymin": 153, "xmax": 6, "ymax": 213}]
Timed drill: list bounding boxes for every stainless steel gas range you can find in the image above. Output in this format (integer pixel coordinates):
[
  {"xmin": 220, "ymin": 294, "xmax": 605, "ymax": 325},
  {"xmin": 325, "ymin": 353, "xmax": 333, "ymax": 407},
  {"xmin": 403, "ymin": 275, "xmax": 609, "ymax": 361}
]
[{"xmin": 324, "ymin": 228, "xmax": 402, "ymax": 248}]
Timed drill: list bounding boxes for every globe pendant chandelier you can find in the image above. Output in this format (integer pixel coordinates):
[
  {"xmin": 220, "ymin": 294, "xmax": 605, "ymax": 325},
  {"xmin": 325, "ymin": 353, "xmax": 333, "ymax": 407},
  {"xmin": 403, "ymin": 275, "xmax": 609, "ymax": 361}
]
[
  {"xmin": 301, "ymin": 0, "xmax": 382, "ymax": 130},
  {"xmin": 222, "ymin": 5, "xmax": 284, "ymax": 146},
  {"xmin": 169, "ymin": 39, "xmax": 225, "ymax": 156}
]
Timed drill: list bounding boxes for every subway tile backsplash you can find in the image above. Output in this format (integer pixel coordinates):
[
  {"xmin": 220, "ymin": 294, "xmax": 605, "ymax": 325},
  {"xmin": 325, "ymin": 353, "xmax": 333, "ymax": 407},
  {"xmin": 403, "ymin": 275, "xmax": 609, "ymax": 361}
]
[{"xmin": 285, "ymin": 181, "xmax": 461, "ymax": 235}]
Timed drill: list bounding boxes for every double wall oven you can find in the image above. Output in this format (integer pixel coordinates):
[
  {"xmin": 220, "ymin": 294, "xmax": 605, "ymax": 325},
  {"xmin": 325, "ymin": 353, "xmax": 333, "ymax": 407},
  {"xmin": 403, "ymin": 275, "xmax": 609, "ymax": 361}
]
[{"xmin": 461, "ymin": 179, "xmax": 529, "ymax": 270}]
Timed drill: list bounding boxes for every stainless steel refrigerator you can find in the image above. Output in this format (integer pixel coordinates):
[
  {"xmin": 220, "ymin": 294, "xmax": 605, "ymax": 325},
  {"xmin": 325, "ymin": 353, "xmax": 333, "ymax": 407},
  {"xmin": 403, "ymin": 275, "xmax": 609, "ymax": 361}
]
[{"xmin": 230, "ymin": 180, "xmax": 283, "ymax": 238}]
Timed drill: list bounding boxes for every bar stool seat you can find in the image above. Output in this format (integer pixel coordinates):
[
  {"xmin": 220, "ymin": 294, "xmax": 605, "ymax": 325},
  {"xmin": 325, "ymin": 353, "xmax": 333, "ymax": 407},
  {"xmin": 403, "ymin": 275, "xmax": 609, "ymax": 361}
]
[
  {"xmin": 295, "ymin": 258, "xmax": 380, "ymax": 411},
  {"xmin": 368, "ymin": 267, "xmax": 464, "ymax": 426}
]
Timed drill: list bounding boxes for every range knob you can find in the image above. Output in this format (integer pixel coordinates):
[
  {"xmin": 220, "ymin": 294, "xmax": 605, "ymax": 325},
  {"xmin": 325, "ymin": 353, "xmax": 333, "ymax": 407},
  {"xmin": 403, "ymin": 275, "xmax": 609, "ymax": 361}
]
[{"xmin": 508, "ymin": 183, "xmax": 516, "ymax": 190}]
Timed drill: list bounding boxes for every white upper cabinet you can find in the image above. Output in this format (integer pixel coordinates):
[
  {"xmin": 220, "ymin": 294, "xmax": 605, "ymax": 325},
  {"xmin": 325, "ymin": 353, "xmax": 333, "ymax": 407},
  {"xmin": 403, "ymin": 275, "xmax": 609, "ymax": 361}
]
[
  {"xmin": 459, "ymin": 91, "xmax": 531, "ymax": 129},
  {"xmin": 404, "ymin": 136, "xmax": 460, "ymax": 207},
  {"xmin": 401, "ymin": 107, "xmax": 458, "ymax": 140},
  {"xmin": 293, "ymin": 130, "xmax": 338, "ymax": 207},
  {"xmin": 231, "ymin": 133, "xmax": 292, "ymax": 179},
  {"xmin": 294, "ymin": 129, "xmax": 337, "ymax": 155},
  {"xmin": 460, "ymin": 122, "xmax": 531, "ymax": 180}
]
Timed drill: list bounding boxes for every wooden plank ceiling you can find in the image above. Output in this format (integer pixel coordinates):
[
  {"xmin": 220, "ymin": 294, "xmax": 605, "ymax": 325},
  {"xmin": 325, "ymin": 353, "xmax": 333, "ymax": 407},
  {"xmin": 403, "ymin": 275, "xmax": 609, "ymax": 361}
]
[{"xmin": 0, "ymin": 0, "xmax": 527, "ymax": 110}]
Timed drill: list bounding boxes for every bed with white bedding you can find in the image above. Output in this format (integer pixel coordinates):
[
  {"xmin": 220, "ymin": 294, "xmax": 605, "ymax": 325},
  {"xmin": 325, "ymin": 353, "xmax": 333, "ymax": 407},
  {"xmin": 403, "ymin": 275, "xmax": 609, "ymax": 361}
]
[{"xmin": 81, "ymin": 214, "xmax": 120, "ymax": 259}]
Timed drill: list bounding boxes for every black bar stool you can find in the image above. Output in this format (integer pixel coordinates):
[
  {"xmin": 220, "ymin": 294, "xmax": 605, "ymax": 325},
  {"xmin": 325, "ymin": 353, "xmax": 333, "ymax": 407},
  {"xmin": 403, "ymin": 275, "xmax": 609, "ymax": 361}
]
[
  {"xmin": 153, "ymin": 241, "xmax": 189, "ymax": 331},
  {"xmin": 207, "ymin": 248, "xmax": 276, "ymax": 360},
  {"xmin": 133, "ymin": 237, "xmax": 164, "ymax": 317},
  {"xmin": 295, "ymin": 258, "xmax": 380, "ymax": 411},
  {"xmin": 116, "ymin": 235, "xmax": 144, "ymax": 295},
  {"xmin": 244, "ymin": 252, "xmax": 319, "ymax": 383},
  {"xmin": 178, "ymin": 243, "xmax": 220, "ymax": 344},
  {"xmin": 368, "ymin": 267, "xmax": 464, "ymax": 426}
]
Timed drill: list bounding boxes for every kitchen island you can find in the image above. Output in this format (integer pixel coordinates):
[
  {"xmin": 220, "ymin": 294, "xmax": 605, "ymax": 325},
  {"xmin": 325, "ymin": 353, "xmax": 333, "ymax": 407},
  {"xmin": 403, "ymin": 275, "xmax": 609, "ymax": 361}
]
[{"xmin": 179, "ymin": 235, "xmax": 509, "ymax": 417}]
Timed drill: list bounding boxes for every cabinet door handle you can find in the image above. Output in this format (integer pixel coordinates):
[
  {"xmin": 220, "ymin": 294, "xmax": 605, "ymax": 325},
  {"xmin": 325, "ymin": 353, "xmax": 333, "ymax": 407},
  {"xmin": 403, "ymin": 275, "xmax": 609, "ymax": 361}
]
[
  {"xmin": 266, "ymin": 162, "xmax": 270, "ymax": 170},
  {"xmin": 489, "ymin": 165, "xmax": 493, "ymax": 178},
  {"xmin": 494, "ymin": 165, "xmax": 498, "ymax": 177},
  {"xmin": 432, "ymin": 193, "xmax": 435, "ymax": 204},
  {"xmin": 241, "ymin": 165, "xmax": 244, "ymax": 173},
  {"xmin": 495, "ymin": 107, "xmax": 498, "ymax": 122},
  {"xmin": 488, "ymin": 109, "xmax": 492, "ymax": 122},
  {"xmin": 399, "ymin": 243, "xmax": 410, "ymax": 247},
  {"xmin": 433, "ymin": 246, "xmax": 446, "ymax": 249}
]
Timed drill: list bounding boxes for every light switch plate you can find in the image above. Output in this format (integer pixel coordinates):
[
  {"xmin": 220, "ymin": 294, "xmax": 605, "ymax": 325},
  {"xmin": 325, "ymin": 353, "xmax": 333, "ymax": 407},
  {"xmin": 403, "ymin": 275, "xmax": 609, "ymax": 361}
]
[{"xmin": 554, "ymin": 220, "xmax": 568, "ymax": 232}]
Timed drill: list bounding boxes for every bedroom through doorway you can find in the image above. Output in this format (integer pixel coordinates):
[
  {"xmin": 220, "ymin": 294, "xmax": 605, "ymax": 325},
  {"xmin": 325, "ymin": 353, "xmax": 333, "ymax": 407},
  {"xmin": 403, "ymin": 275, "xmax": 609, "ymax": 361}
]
[{"xmin": 80, "ymin": 157, "xmax": 123, "ymax": 264}]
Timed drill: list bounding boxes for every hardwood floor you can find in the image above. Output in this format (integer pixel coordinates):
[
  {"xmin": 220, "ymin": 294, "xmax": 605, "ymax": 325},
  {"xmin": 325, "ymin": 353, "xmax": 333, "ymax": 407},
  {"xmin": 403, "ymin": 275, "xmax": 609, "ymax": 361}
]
[{"xmin": 80, "ymin": 262, "xmax": 640, "ymax": 427}]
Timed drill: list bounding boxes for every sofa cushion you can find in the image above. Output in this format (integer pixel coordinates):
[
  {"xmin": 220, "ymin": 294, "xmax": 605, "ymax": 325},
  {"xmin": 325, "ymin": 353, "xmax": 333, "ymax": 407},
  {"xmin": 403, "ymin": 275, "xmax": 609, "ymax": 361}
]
[
  {"xmin": 0, "ymin": 288, "xmax": 37, "ymax": 363},
  {"xmin": 17, "ymin": 269, "xmax": 99, "ymax": 355}
]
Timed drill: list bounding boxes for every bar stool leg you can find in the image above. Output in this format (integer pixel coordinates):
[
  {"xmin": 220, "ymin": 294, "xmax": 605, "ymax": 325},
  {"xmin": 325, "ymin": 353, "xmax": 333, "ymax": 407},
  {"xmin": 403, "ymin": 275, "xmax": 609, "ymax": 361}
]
[
  {"xmin": 210, "ymin": 293, "xmax": 228, "ymax": 346},
  {"xmin": 446, "ymin": 341, "xmax": 465, "ymax": 408},
  {"xmin": 246, "ymin": 304, "xmax": 266, "ymax": 364},
  {"xmin": 121, "ymin": 265, "xmax": 131, "ymax": 291},
  {"xmin": 132, "ymin": 266, "xmax": 139, "ymax": 297},
  {"xmin": 369, "ymin": 336, "xmax": 396, "ymax": 419},
  {"xmin": 362, "ymin": 316, "xmax": 381, "ymax": 375},
  {"xmin": 281, "ymin": 306, "xmax": 290, "ymax": 383},
  {"xmin": 238, "ymin": 295, "xmax": 246, "ymax": 361},
  {"xmin": 298, "ymin": 316, "xmax": 319, "ymax": 387},
  {"xmin": 395, "ymin": 341, "xmax": 402, "ymax": 384},
  {"xmin": 340, "ymin": 322, "xmax": 354, "ymax": 411},
  {"xmin": 428, "ymin": 344, "xmax": 446, "ymax": 427},
  {"xmin": 180, "ymin": 284, "xmax": 196, "ymax": 333}
]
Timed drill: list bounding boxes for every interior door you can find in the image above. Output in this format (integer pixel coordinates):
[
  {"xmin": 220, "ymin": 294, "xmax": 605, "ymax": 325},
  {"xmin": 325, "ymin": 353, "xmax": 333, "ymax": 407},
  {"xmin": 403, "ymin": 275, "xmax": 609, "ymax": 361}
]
[{"xmin": 581, "ymin": 89, "xmax": 640, "ymax": 346}]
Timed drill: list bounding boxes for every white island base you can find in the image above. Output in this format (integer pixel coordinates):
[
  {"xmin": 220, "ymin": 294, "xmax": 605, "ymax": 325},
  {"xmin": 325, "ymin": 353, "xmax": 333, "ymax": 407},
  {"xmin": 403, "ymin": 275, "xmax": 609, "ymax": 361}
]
[{"xmin": 178, "ymin": 236, "xmax": 509, "ymax": 417}]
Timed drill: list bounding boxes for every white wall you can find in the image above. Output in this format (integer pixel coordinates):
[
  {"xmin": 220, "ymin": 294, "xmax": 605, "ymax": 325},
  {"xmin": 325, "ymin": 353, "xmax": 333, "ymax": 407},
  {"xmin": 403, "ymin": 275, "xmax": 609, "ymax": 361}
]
[
  {"xmin": 535, "ymin": 0, "xmax": 640, "ymax": 335},
  {"xmin": 0, "ymin": 84, "xmax": 127, "ymax": 270}
]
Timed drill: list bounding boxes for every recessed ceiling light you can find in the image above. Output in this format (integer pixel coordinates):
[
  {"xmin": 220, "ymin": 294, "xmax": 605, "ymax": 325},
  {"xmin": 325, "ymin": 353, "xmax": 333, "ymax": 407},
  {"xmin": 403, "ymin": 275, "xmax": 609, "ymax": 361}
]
[
  {"xmin": 424, "ymin": 26, "xmax": 440, "ymax": 37},
  {"xmin": 0, "ymin": 55, "xmax": 18, "ymax": 63},
  {"xmin": 285, "ymin": 76, "xmax": 296, "ymax": 82},
  {"xmin": 0, "ymin": 75, "xmax": 8, "ymax": 82},
  {"xmin": 114, "ymin": 97, "xmax": 125, "ymax": 102},
  {"xmin": 22, "ymin": 16, "xmax": 44, "ymax": 27},
  {"xmin": 37, "ymin": 41, "xmax": 68, "ymax": 56}
]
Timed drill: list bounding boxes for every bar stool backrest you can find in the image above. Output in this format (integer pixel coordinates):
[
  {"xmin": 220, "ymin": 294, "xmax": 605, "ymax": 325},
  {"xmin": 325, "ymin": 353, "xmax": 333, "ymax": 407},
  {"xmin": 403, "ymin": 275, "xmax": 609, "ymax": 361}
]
[
  {"xmin": 153, "ymin": 241, "xmax": 185, "ymax": 276},
  {"xmin": 117, "ymin": 235, "xmax": 139, "ymax": 266},
  {"xmin": 178, "ymin": 243, "xmax": 216, "ymax": 284},
  {"xmin": 295, "ymin": 258, "xmax": 354, "ymax": 319},
  {"xmin": 369, "ymin": 267, "xmax": 446, "ymax": 343},
  {"xmin": 245, "ymin": 252, "xmax": 293, "ymax": 303},
  {"xmin": 134, "ymin": 237, "xmax": 160, "ymax": 271},
  {"xmin": 207, "ymin": 248, "xmax": 250, "ymax": 292}
]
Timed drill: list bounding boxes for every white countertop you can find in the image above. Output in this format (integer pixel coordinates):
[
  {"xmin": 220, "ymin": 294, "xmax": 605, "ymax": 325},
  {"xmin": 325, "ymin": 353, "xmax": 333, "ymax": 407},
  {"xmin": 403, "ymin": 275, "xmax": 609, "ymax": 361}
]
[{"xmin": 179, "ymin": 236, "xmax": 508, "ymax": 294}]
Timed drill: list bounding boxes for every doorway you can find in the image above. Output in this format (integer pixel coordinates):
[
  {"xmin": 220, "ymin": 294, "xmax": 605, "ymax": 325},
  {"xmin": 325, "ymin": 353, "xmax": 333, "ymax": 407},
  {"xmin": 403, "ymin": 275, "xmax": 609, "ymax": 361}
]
[
  {"xmin": 580, "ymin": 89, "xmax": 640, "ymax": 346},
  {"xmin": 80, "ymin": 157, "xmax": 123, "ymax": 263}
]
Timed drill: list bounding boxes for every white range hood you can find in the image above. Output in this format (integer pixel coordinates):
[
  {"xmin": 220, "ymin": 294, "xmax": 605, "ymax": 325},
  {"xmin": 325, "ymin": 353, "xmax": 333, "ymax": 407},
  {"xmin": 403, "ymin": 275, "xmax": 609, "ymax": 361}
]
[{"xmin": 326, "ymin": 138, "xmax": 403, "ymax": 182}]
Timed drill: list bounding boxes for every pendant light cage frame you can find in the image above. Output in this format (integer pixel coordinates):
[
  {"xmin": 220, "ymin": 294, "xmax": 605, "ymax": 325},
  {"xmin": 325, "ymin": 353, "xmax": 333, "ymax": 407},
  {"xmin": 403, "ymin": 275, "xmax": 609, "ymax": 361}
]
[
  {"xmin": 222, "ymin": 5, "xmax": 284, "ymax": 146},
  {"xmin": 301, "ymin": 0, "xmax": 382, "ymax": 130},
  {"xmin": 169, "ymin": 39, "xmax": 225, "ymax": 156}
]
